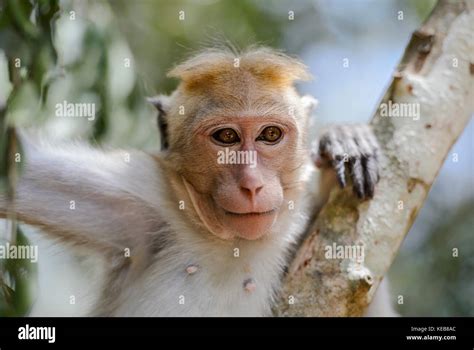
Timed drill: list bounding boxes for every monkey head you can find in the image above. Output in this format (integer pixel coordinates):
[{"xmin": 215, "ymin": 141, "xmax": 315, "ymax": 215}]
[{"xmin": 155, "ymin": 48, "xmax": 317, "ymax": 241}]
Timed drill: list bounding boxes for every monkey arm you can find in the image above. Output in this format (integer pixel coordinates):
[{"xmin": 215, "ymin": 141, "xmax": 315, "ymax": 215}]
[{"xmin": 0, "ymin": 139, "xmax": 161, "ymax": 256}]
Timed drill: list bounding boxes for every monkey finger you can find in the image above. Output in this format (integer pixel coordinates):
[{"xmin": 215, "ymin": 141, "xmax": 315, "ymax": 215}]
[
  {"xmin": 318, "ymin": 136, "xmax": 329, "ymax": 155},
  {"xmin": 332, "ymin": 158, "xmax": 347, "ymax": 188},
  {"xmin": 349, "ymin": 157, "xmax": 365, "ymax": 199},
  {"xmin": 362, "ymin": 156, "xmax": 378, "ymax": 198},
  {"xmin": 319, "ymin": 132, "xmax": 345, "ymax": 162}
]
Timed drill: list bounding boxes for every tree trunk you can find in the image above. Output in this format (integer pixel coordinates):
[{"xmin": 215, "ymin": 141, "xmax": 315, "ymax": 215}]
[{"xmin": 274, "ymin": 0, "xmax": 474, "ymax": 316}]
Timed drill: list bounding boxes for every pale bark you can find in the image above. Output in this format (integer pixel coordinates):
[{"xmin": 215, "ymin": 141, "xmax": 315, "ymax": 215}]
[{"xmin": 275, "ymin": 0, "xmax": 474, "ymax": 316}]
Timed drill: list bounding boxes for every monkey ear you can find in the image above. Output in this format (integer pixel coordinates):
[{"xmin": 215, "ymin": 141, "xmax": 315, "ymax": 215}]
[
  {"xmin": 147, "ymin": 95, "xmax": 170, "ymax": 150},
  {"xmin": 301, "ymin": 95, "xmax": 318, "ymax": 116}
]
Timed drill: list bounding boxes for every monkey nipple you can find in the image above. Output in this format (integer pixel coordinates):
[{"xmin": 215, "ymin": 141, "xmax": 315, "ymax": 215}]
[
  {"xmin": 186, "ymin": 264, "xmax": 199, "ymax": 275},
  {"xmin": 243, "ymin": 278, "xmax": 257, "ymax": 293}
]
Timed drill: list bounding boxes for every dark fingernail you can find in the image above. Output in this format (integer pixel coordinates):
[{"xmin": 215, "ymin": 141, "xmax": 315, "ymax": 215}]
[
  {"xmin": 365, "ymin": 182, "xmax": 374, "ymax": 198},
  {"xmin": 367, "ymin": 187, "xmax": 374, "ymax": 198},
  {"xmin": 354, "ymin": 186, "xmax": 364, "ymax": 199}
]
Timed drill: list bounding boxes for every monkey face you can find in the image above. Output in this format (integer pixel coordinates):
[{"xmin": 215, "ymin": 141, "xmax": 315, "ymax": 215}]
[
  {"xmin": 176, "ymin": 114, "xmax": 306, "ymax": 241},
  {"xmin": 160, "ymin": 48, "xmax": 313, "ymax": 241}
]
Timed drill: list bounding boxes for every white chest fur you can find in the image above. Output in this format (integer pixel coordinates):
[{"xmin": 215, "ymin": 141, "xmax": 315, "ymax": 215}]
[{"xmin": 113, "ymin": 230, "xmax": 293, "ymax": 317}]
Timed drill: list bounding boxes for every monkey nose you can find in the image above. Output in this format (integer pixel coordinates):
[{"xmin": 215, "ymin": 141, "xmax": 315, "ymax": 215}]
[
  {"xmin": 238, "ymin": 167, "xmax": 264, "ymax": 199},
  {"xmin": 239, "ymin": 180, "xmax": 264, "ymax": 199},
  {"xmin": 240, "ymin": 185, "xmax": 263, "ymax": 199}
]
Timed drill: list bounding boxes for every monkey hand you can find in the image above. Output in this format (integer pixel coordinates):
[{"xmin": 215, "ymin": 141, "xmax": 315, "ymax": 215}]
[{"xmin": 313, "ymin": 124, "xmax": 380, "ymax": 199}]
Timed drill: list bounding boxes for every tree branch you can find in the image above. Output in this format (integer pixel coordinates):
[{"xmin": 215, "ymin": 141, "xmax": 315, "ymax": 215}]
[{"xmin": 275, "ymin": 0, "xmax": 474, "ymax": 316}]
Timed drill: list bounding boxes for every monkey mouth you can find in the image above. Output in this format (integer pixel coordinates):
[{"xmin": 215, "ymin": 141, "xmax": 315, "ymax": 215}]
[{"xmin": 224, "ymin": 209, "xmax": 276, "ymax": 217}]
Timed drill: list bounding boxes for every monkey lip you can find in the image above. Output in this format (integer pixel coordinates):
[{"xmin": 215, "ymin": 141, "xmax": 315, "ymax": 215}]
[{"xmin": 224, "ymin": 209, "xmax": 276, "ymax": 217}]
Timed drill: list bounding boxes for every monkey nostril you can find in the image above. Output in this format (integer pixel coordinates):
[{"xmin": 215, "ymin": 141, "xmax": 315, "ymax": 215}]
[{"xmin": 240, "ymin": 184, "xmax": 263, "ymax": 198}]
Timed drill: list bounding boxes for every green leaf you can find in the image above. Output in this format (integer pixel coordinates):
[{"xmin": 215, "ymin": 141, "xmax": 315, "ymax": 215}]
[
  {"xmin": 0, "ymin": 284, "xmax": 17, "ymax": 317},
  {"xmin": 3, "ymin": 226, "xmax": 37, "ymax": 316}
]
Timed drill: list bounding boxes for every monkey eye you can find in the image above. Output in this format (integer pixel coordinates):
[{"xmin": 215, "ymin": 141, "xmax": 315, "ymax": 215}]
[
  {"xmin": 256, "ymin": 126, "xmax": 282, "ymax": 144},
  {"xmin": 212, "ymin": 128, "xmax": 240, "ymax": 145}
]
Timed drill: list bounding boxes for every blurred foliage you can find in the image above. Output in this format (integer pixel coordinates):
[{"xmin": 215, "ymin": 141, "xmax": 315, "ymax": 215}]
[
  {"xmin": 109, "ymin": 0, "xmax": 290, "ymax": 94},
  {"xmin": 390, "ymin": 200, "xmax": 474, "ymax": 316},
  {"xmin": 109, "ymin": 0, "xmax": 438, "ymax": 95},
  {"xmin": 0, "ymin": 0, "xmax": 59, "ymax": 93},
  {"xmin": 0, "ymin": 0, "xmax": 55, "ymax": 317},
  {"xmin": 1, "ymin": 0, "xmax": 158, "ymax": 148},
  {"xmin": 0, "ymin": 125, "xmax": 34, "ymax": 316},
  {"xmin": 408, "ymin": 0, "xmax": 438, "ymax": 20},
  {"xmin": 0, "ymin": 226, "xmax": 37, "ymax": 316}
]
